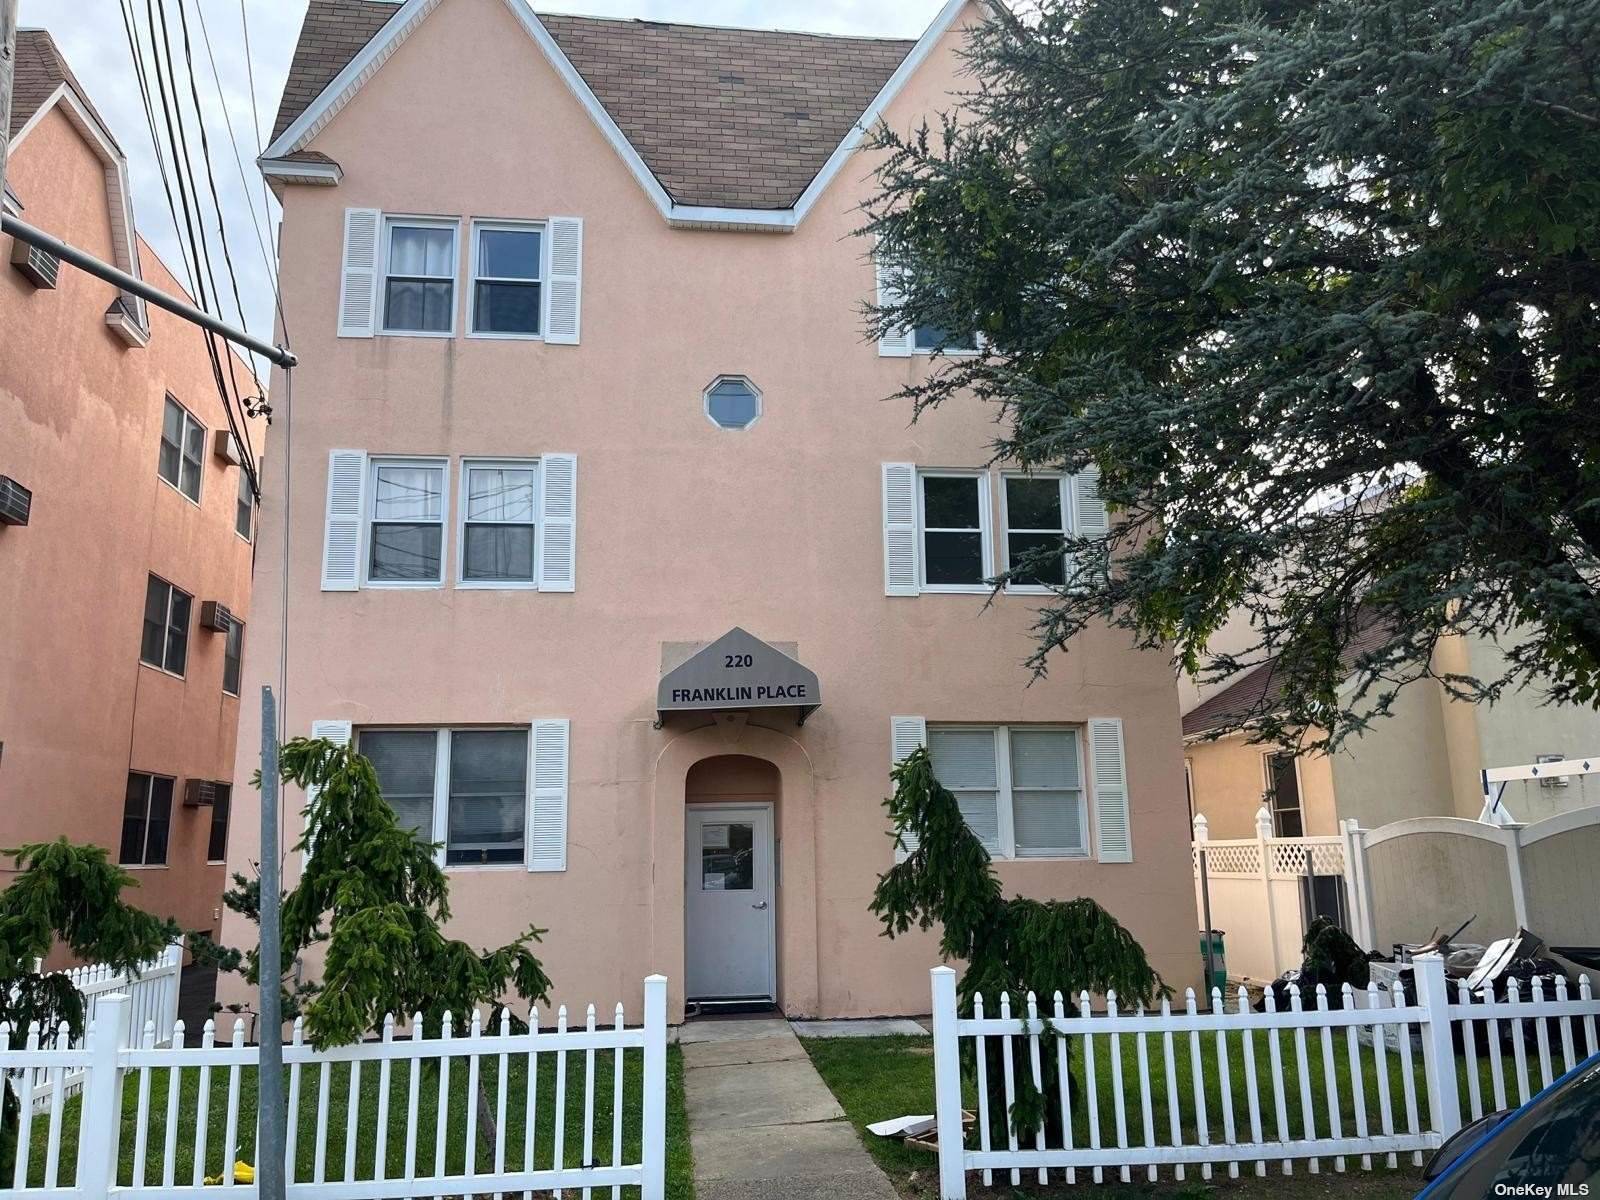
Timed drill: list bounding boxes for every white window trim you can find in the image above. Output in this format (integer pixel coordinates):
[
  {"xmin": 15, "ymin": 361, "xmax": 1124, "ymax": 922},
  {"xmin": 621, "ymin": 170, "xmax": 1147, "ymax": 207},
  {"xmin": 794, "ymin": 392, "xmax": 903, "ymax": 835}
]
[
  {"xmin": 929, "ymin": 723, "xmax": 1090, "ymax": 860},
  {"xmin": 358, "ymin": 725, "xmax": 532, "ymax": 870},
  {"xmin": 221, "ymin": 618, "xmax": 244, "ymax": 697},
  {"xmin": 702, "ymin": 375, "xmax": 764, "ymax": 431},
  {"xmin": 140, "ymin": 574, "xmax": 191, "ymax": 680},
  {"xmin": 235, "ymin": 466, "xmax": 254, "ymax": 544},
  {"xmin": 456, "ymin": 457, "xmax": 541, "ymax": 590},
  {"xmin": 362, "ymin": 456, "xmax": 451, "ymax": 589},
  {"xmin": 158, "ymin": 396, "xmax": 205, "ymax": 507},
  {"xmin": 1261, "ymin": 751, "xmax": 1305, "ymax": 837},
  {"xmin": 379, "ymin": 215, "xmax": 460, "ymax": 339},
  {"xmin": 917, "ymin": 470, "xmax": 994, "ymax": 594},
  {"xmin": 121, "ymin": 772, "xmax": 174, "ymax": 868},
  {"xmin": 911, "ymin": 328, "xmax": 982, "ymax": 357},
  {"xmin": 999, "ymin": 471, "xmax": 1073, "ymax": 595},
  {"xmin": 466, "ymin": 218, "xmax": 546, "ymax": 341}
]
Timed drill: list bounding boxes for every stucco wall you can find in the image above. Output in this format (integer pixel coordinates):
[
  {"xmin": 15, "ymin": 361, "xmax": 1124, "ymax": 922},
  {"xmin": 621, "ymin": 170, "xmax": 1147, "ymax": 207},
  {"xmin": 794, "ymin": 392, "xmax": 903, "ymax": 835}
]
[
  {"xmin": 1186, "ymin": 735, "xmax": 1337, "ymax": 838},
  {"xmin": 1328, "ymin": 678, "xmax": 1458, "ymax": 830},
  {"xmin": 0, "ymin": 105, "xmax": 265, "ymax": 939},
  {"xmin": 220, "ymin": 0, "xmax": 1198, "ymax": 1022}
]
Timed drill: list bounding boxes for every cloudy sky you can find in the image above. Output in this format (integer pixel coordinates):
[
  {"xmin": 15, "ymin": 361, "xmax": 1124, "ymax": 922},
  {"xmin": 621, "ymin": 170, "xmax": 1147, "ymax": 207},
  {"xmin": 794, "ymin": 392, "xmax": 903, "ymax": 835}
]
[{"xmin": 18, "ymin": 0, "xmax": 946, "ymax": 360}]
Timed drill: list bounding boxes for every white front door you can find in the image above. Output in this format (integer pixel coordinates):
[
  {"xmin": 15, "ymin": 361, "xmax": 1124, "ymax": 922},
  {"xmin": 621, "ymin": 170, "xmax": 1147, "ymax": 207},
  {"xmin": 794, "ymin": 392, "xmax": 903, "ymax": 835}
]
[{"xmin": 685, "ymin": 804, "xmax": 775, "ymax": 1002}]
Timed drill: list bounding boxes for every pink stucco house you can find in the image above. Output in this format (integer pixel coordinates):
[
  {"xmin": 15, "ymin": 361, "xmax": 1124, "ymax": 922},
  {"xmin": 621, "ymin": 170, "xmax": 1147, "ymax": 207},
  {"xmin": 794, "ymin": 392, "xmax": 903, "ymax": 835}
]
[
  {"xmin": 228, "ymin": 0, "xmax": 1198, "ymax": 1019},
  {"xmin": 0, "ymin": 30, "xmax": 266, "ymax": 944}
]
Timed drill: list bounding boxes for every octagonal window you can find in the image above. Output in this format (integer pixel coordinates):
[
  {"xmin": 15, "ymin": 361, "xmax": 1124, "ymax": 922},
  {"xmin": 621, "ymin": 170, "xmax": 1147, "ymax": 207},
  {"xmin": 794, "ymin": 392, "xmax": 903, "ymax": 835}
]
[{"xmin": 704, "ymin": 376, "xmax": 762, "ymax": 430}]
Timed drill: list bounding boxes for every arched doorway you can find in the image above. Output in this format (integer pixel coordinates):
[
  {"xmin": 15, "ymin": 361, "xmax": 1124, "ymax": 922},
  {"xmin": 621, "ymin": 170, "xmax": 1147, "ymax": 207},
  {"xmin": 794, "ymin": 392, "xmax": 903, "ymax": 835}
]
[{"xmin": 684, "ymin": 755, "xmax": 779, "ymax": 1005}]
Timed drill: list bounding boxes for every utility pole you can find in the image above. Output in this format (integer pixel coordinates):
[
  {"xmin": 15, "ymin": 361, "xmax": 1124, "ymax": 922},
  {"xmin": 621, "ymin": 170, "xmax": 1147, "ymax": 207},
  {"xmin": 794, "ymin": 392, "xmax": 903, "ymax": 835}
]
[
  {"xmin": 1, "ymin": 0, "xmax": 20, "ymax": 206},
  {"xmin": 258, "ymin": 687, "xmax": 286, "ymax": 1200}
]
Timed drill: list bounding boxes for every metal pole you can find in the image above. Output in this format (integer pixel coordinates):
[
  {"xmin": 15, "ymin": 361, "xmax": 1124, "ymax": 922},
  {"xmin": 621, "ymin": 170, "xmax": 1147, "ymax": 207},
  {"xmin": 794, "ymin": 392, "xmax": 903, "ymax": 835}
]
[
  {"xmin": 0, "ymin": 214, "xmax": 296, "ymax": 368},
  {"xmin": 258, "ymin": 686, "xmax": 286, "ymax": 1200},
  {"xmin": 0, "ymin": 0, "xmax": 19, "ymax": 206},
  {"xmin": 1198, "ymin": 846, "xmax": 1216, "ymax": 986}
]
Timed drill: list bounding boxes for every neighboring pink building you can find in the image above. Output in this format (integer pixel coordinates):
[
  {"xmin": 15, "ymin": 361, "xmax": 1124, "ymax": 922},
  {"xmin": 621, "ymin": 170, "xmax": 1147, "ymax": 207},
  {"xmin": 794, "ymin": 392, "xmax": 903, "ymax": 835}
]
[
  {"xmin": 0, "ymin": 30, "xmax": 267, "ymax": 943},
  {"xmin": 228, "ymin": 0, "xmax": 1198, "ymax": 1020}
]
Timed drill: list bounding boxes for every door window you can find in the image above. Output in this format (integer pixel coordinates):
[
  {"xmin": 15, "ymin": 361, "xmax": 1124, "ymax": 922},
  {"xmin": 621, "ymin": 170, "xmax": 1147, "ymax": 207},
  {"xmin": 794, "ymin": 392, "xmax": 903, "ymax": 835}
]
[{"xmin": 700, "ymin": 821, "xmax": 754, "ymax": 891}]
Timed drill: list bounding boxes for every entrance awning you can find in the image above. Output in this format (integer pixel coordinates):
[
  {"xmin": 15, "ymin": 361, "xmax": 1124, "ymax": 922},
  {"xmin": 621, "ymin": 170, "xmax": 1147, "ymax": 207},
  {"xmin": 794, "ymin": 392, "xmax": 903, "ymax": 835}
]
[{"xmin": 657, "ymin": 628, "xmax": 821, "ymax": 726}]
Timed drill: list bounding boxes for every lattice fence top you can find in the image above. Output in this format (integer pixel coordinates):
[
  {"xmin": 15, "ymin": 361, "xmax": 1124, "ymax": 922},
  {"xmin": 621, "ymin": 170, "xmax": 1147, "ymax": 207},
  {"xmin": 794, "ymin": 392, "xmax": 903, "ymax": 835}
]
[{"xmin": 1193, "ymin": 836, "xmax": 1344, "ymax": 877}]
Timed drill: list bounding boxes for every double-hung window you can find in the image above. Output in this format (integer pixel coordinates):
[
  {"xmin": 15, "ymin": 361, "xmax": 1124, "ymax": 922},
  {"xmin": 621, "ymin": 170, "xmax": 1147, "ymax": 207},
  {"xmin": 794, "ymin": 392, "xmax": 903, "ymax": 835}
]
[
  {"xmin": 141, "ymin": 574, "xmax": 192, "ymax": 675},
  {"xmin": 459, "ymin": 460, "xmax": 539, "ymax": 584},
  {"xmin": 158, "ymin": 396, "xmax": 204, "ymax": 502},
  {"xmin": 1002, "ymin": 475, "xmax": 1070, "ymax": 589},
  {"xmin": 235, "ymin": 467, "xmax": 254, "ymax": 541},
  {"xmin": 382, "ymin": 218, "xmax": 457, "ymax": 335},
  {"xmin": 919, "ymin": 473, "xmax": 991, "ymax": 591},
  {"xmin": 223, "ymin": 619, "xmax": 244, "ymax": 696},
  {"xmin": 927, "ymin": 725, "xmax": 1089, "ymax": 859},
  {"xmin": 469, "ymin": 222, "xmax": 542, "ymax": 337},
  {"xmin": 207, "ymin": 783, "xmax": 232, "ymax": 862},
  {"xmin": 366, "ymin": 458, "xmax": 448, "ymax": 585},
  {"xmin": 913, "ymin": 324, "xmax": 977, "ymax": 354},
  {"xmin": 358, "ymin": 727, "xmax": 529, "ymax": 866},
  {"xmin": 120, "ymin": 773, "xmax": 174, "ymax": 866}
]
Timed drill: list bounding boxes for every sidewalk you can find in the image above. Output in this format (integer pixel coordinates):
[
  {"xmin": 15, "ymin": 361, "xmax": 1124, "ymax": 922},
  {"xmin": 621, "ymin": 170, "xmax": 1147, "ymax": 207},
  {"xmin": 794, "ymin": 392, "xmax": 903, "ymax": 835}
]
[{"xmin": 680, "ymin": 1018, "xmax": 899, "ymax": 1200}]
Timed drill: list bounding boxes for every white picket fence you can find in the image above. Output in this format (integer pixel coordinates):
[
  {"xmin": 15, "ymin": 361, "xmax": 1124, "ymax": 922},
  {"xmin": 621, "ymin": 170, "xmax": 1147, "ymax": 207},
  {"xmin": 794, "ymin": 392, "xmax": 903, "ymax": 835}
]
[
  {"xmin": 927, "ymin": 954, "xmax": 1600, "ymax": 1197},
  {"xmin": 0, "ymin": 974, "xmax": 669, "ymax": 1200},
  {"xmin": 19, "ymin": 943, "xmax": 184, "ymax": 1112}
]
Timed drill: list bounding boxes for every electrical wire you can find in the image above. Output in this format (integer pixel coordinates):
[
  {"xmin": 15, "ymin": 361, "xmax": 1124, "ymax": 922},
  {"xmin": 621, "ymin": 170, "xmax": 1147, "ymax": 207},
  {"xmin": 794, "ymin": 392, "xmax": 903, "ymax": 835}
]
[
  {"xmin": 237, "ymin": 0, "xmax": 289, "ymax": 350},
  {"xmin": 145, "ymin": 0, "xmax": 261, "ymax": 494}
]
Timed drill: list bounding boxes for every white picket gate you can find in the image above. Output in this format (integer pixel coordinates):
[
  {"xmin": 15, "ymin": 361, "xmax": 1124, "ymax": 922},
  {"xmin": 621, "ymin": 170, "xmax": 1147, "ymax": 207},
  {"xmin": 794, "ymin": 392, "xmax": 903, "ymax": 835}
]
[
  {"xmin": 928, "ymin": 955, "xmax": 1600, "ymax": 1197},
  {"xmin": 19, "ymin": 943, "xmax": 184, "ymax": 1113},
  {"xmin": 0, "ymin": 974, "xmax": 669, "ymax": 1200}
]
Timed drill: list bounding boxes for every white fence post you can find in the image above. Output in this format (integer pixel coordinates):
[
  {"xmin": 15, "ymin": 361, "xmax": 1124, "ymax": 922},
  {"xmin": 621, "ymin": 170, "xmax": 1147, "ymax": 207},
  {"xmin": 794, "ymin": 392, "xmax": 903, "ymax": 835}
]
[
  {"xmin": 76, "ymin": 992, "xmax": 131, "ymax": 1200},
  {"xmin": 930, "ymin": 966, "xmax": 968, "ymax": 1200},
  {"xmin": 1256, "ymin": 806, "xmax": 1282, "ymax": 976},
  {"xmin": 640, "ymin": 974, "xmax": 668, "ymax": 1200},
  {"xmin": 1413, "ymin": 954, "xmax": 1461, "ymax": 1140}
]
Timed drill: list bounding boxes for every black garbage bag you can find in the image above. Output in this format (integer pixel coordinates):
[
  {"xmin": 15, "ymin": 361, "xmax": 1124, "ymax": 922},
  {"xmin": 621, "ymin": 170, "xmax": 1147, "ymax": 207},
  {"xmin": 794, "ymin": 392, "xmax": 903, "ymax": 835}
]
[{"xmin": 1259, "ymin": 917, "xmax": 1371, "ymax": 1011}]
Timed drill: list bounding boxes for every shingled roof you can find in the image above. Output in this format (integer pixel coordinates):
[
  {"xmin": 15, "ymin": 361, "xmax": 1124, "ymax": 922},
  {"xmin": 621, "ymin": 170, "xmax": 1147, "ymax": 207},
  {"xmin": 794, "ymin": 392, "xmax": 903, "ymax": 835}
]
[
  {"xmin": 271, "ymin": 0, "xmax": 918, "ymax": 210},
  {"xmin": 1182, "ymin": 613, "xmax": 1397, "ymax": 739},
  {"xmin": 10, "ymin": 28, "xmax": 115, "ymax": 142}
]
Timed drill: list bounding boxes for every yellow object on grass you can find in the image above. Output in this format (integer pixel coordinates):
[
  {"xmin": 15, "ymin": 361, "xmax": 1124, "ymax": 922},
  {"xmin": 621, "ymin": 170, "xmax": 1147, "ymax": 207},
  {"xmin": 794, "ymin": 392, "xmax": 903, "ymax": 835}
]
[{"xmin": 202, "ymin": 1161, "xmax": 254, "ymax": 1185}]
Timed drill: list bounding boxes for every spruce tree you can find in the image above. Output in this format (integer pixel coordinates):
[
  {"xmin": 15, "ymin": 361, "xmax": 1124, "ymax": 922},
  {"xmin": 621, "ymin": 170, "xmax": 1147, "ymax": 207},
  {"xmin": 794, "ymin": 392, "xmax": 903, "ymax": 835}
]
[
  {"xmin": 864, "ymin": 0, "xmax": 1600, "ymax": 750},
  {"xmin": 872, "ymin": 748, "xmax": 1164, "ymax": 1141}
]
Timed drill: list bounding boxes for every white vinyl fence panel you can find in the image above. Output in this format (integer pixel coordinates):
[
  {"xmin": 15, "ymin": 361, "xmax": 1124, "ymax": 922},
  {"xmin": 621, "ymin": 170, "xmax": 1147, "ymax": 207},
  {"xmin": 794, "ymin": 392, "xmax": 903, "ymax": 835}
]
[
  {"xmin": 928, "ymin": 956, "xmax": 1600, "ymax": 1198},
  {"xmin": 0, "ymin": 974, "xmax": 670, "ymax": 1200},
  {"xmin": 17, "ymin": 943, "xmax": 183, "ymax": 1113}
]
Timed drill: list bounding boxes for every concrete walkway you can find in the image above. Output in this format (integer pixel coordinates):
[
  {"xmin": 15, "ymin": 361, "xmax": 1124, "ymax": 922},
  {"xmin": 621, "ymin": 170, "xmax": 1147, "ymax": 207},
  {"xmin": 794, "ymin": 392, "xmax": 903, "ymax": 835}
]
[{"xmin": 679, "ymin": 1018, "xmax": 899, "ymax": 1200}]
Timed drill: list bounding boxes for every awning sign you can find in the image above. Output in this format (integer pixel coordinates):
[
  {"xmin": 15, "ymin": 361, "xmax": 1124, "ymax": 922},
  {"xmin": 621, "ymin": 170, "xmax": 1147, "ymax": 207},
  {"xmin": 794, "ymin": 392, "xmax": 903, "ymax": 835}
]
[{"xmin": 657, "ymin": 627, "xmax": 821, "ymax": 724}]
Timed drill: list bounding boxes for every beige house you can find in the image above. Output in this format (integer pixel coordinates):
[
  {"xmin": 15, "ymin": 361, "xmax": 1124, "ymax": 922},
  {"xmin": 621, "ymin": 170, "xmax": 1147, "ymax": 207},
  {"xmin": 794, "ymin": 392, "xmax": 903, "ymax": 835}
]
[
  {"xmin": 222, "ymin": 0, "xmax": 1200, "ymax": 1022},
  {"xmin": 1184, "ymin": 630, "xmax": 1600, "ymax": 841}
]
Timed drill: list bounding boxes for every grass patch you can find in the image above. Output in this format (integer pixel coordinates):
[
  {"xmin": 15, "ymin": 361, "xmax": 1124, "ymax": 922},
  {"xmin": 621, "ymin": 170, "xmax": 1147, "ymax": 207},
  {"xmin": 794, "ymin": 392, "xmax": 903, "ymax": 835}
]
[
  {"xmin": 801, "ymin": 1033, "xmax": 1429, "ymax": 1199},
  {"xmin": 20, "ymin": 1043, "xmax": 693, "ymax": 1199}
]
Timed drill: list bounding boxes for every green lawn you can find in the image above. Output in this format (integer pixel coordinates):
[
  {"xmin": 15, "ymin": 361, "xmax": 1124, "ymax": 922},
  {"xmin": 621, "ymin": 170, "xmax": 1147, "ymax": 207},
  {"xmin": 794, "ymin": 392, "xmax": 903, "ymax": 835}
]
[
  {"xmin": 801, "ymin": 1033, "xmax": 1432, "ymax": 1199},
  {"xmin": 20, "ymin": 1043, "xmax": 694, "ymax": 1198}
]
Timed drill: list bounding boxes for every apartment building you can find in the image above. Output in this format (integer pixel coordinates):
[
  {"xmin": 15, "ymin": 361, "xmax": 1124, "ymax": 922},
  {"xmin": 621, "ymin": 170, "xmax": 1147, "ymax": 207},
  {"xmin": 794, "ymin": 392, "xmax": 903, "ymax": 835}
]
[
  {"xmin": 226, "ymin": 0, "xmax": 1197, "ymax": 1020},
  {"xmin": 0, "ymin": 31, "xmax": 266, "ymax": 939}
]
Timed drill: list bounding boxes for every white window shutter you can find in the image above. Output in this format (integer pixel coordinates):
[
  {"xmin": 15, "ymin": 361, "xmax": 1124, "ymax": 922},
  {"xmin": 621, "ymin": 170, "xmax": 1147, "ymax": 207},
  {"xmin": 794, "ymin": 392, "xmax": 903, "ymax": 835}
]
[
  {"xmin": 321, "ymin": 450, "xmax": 367, "ymax": 591},
  {"xmin": 545, "ymin": 217, "xmax": 583, "ymax": 344},
  {"xmin": 303, "ymin": 719, "xmax": 353, "ymax": 864},
  {"xmin": 337, "ymin": 208, "xmax": 381, "ymax": 338},
  {"xmin": 1072, "ymin": 466, "xmax": 1110, "ymax": 537},
  {"xmin": 537, "ymin": 453, "xmax": 577, "ymax": 592},
  {"xmin": 882, "ymin": 463, "xmax": 920, "ymax": 596},
  {"xmin": 890, "ymin": 715, "xmax": 927, "ymax": 862},
  {"xmin": 528, "ymin": 719, "xmax": 570, "ymax": 872},
  {"xmin": 876, "ymin": 256, "xmax": 912, "ymax": 357},
  {"xmin": 1089, "ymin": 717, "xmax": 1132, "ymax": 862}
]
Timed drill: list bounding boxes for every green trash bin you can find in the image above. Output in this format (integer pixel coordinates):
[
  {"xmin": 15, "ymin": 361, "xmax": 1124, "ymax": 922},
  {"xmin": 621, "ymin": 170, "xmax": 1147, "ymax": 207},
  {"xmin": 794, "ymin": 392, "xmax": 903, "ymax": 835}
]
[{"xmin": 1200, "ymin": 930, "xmax": 1226, "ymax": 992}]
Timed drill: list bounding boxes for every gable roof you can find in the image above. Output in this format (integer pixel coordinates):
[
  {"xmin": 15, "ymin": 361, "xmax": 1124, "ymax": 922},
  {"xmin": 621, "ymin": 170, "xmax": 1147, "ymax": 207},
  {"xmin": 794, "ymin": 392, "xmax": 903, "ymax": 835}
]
[
  {"xmin": 10, "ymin": 29, "xmax": 116, "ymax": 143},
  {"xmin": 8, "ymin": 28, "xmax": 148, "ymax": 339},
  {"xmin": 263, "ymin": 0, "xmax": 972, "ymax": 230},
  {"xmin": 1181, "ymin": 614, "xmax": 1397, "ymax": 739}
]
